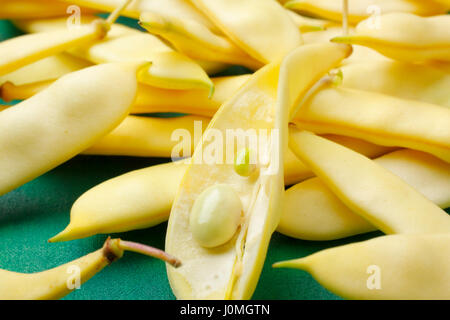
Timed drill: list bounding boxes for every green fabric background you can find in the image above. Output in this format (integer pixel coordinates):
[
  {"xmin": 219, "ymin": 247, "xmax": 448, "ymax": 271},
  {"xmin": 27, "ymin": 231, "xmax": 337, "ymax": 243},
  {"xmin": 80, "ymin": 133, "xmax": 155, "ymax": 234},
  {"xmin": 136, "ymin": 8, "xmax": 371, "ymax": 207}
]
[{"xmin": 0, "ymin": 19, "xmax": 447, "ymax": 300}]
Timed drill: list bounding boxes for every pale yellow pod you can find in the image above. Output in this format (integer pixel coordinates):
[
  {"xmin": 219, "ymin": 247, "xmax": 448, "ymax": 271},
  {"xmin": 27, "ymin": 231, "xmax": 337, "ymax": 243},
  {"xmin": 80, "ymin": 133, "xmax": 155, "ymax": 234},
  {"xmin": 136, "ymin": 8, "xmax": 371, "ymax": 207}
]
[
  {"xmin": 133, "ymin": 75, "xmax": 250, "ymax": 115},
  {"xmin": 293, "ymin": 87, "xmax": 450, "ymax": 163},
  {"xmin": 0, "ymin": 24, "xmax": 103, "ymax": 77},
  {"xmin": 0, "ymin": 74, "xmax": 249, "ymax": 114},
  {"xmin": 278, "ymin": 149, "xmax": 450, "ymax": 240},
  {"xmin": 50, "ymin": 161, "xmax": 188, "ymax": 242},
  {"xmin": 190, "ymin": 0, "xmax": 303, "ymax": 64},
  {"xmin": 16, "ymin": 17, "xmax": 214, "ymax": 91},
  {"xmin": 341, "ymin": 60, "xmax": 450, "ymax": 108},
  {"xmin": 332, "ymin": 13, "xmax": 450, "ymax": 63},
  {"xmin": 288, "ymin": 130, "xmax": 450, "ymax": 234},
  {"xmin": 84, "ymin": 115, "xmax": 211, "ymax": 158},
  {"xmin": 285, "ymin": 0, "xmax": 447, "ymax": 24},
  {"xmin": 61, "ymin": 0, "xmax": 219, "ymax": 32},
  {"xmin": 0, "ymin": 53, "xmax": 92, "ymax": 87},
  {"xmin": 274, "ymin": 234, "xmax": 450, "ymax": 300},
  {"xmin": 166, "ymin": 43, "xmax": 351, "ymax": 300},
  {"xmin": 0, "ymin": 62, "xmax": 141, "ymax": 196},
  {"xmin": 139, "ymin": 12, "xmax": 261, "ymax": 70}
]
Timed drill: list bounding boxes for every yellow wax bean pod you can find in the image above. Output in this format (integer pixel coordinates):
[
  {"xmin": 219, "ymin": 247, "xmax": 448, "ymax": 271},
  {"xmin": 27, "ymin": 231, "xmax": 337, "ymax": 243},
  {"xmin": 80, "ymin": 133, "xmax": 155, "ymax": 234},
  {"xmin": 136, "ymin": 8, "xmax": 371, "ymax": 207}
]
[
  {"xmin": 84, "ymin": 115, "xmax": 211, "ymax": 158},
  {"xmin": 50, "ymin": 161, "xmax": 189, "ymax": 242},
  {"xmin": 190, "ymin": 0, "xmax": 303, "ymax": 64},
  {"xmin": 274, "ymin": 234, "xmax": 450, "ymax": 300},
  {"xmin": 0, "ymin": 24, "xmax": 105, "ymax": 77},
  {"xmin": 279, "ymin": 149, "xmax": 450, "ymax": 240},
  {"xmin": 62, "ymin": 0, "xmax": 219, "ymax": 32},
  {"xmin": 293, "ymin": 87, "xmax": 450, "ymax": 163},
  {"xmin": 0, "ymin": 237, "xmax": 180, "ymax": 300},
  {"xmin": 341, "ymin": 60, "xmax": 450, "ymax": 108},
  {"xmin": 332, "ymin": 13, "xmax": 450, "ymax": 63},
  {"xmin": 288, "ymin": 129, "xmax": 450, "ymax": 234},
  {"xmin": 165, "ymin": 43, "xmax": 351, "ymax": 300},
  {"xmin": 286, "ymin": 10, "xmax": 337, "ymax": 32},
  {"xmin": 285, "ymin": 0, "xmax": 446, "ymax": 24},
  {"xmin": 139, "ymin": 12, "xmax": 262, "ymax": 70},
  {"xmin": 0, "ymin": 53, "xmax": 92, "ymax": 87},
  {"xmin": 16, "ymin": 17, "xmax": 214, "ymax": 91},
  {"xmin": 51, "ymin": 134, "xmax": 391, "ymax": 242},
  {"xmin": 0, "ymin": 74, "xmax": 249, "ymax": 114},
  {"xmin": 133, "ymin": 75, "xmax": 249, "ymax": 115},
  {"xmin": 0, "ymin": 62, "xmax": 143, "ymax": 197},
  {"xmin": 165, "ymin": 64, "xmax": 282, "ymax": 301},
  {"xmin": 0, "ymin": 0, "xmax": 95, "ymax": 19},
  {"xmin": 0, "ymin": 0, "xmax": 136, "ymax": 77}
]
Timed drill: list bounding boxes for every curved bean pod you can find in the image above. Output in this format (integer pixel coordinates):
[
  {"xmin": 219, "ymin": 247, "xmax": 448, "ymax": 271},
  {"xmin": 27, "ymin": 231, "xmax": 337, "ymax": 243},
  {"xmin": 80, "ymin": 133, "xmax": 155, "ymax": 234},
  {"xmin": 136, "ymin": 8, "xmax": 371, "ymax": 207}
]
[
  {"xmin": 285, "ymin": 0, "xmax": 446, "ymax": 24},
  {"xmin": 139, "ymin": 12, "xmax": 261, "ymax": 70},
  {"xmin": 0, "ymin": 62, "xmax": 142, "ymax": 196},
  {"xmin": 190, "ymin": 0, "xmax": 303, "ymax": 64},
  {"xmin": 288, "ymin": 129, "xmax": 450, "ymax": 234},
  {"xmin": 278, "ymin": 149, "xmax": 450, "ymax": 240},
  {"xmin": 293, "ymin": 86, "xmax": 450, "ymax": 163},
  {"xmin": 332, "ymin": 13, "xmax": 450, "ymax": 63},
  {"xmin": 274, "ymin": 234, "xmax": 450, "ymax": 300}
]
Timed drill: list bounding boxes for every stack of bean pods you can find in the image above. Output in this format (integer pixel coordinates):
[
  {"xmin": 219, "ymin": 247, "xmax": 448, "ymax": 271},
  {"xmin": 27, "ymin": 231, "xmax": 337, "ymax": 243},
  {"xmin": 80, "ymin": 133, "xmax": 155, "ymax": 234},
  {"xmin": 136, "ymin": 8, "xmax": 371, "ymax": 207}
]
[{"xmin": 0, "ymin": 0, "xmax": 449, "ymax": 300}]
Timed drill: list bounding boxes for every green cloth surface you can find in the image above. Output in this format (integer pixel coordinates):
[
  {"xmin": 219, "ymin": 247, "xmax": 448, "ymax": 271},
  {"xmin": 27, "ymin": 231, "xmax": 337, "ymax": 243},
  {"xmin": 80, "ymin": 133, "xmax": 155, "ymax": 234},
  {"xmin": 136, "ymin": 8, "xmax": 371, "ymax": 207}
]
[{"xmin": 0, "ymin": 19, "xmax": 447, "ymax": 300}]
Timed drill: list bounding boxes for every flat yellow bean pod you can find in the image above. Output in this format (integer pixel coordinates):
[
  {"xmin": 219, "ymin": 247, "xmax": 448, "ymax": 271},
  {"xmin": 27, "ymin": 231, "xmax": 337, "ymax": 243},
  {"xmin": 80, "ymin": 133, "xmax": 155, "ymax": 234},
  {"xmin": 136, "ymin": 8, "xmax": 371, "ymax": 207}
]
[
  {"xmin": 133, "ymin": 75, "xmax": 249, "ymax": 115},
  {"xmin": 0, "ymin": 53, "xmax": 92, "ymax": 87},
  {"xmin": 165, "ymin": 43, "xmax": 350, "ymax": 300},
  {"xmin": 274, "ymin": 234, "xmax": 450, "ymax": 300},
  {"xmin": 16, "ymin": 17, "xmax": 214, "ymax": 91},
  {"xmin": 0, "ymin": 23, "xmax": 104, "ymax": 77},
  {"xmin": 62, "ymin": 0, "xmax": 218, "ymax": 32},
  {"xmin": 332, "ymin": 13, "xmax": 450, "ymax": 63},
  {"xmin": 341, "ymin": 60, "xmax": 450, "ymax": 107},
  {"xmin": 285, "ymin": 0, "xmax": 446, "ymax": 24},
  {"xmin": 84, "ymin": 115, "xmax": 211, "ymax": 158},
  {"xmin": 293, "ymin": 87, "xmax": 450, "ymax": 162},
  {"xmin": 166, "ymin": 65, "xmax": 282, "ymax": 300},
  {"xmin": 288, "ymin": 130, "xmax": 450, "ymax": 234},
  {"xmin": 0, "ymin": 62, "xmax": 142, "ymax": 196},
  {"xmin": 190, "ymin": 0, "xmax": 303, "ymax": 64},
  {"xmin": 0, "ymin": 74, "xmax": 249, "ymax": 113},
  {"xmin": 50, "ymin": 161, "xmax": 189, "ymax": 242},
  {"xmin": 0, "ymin": 0, "xmax": 95, "ymax": 19},
  {"xmin": 279, "ymin": 149, "xmax": 450, "ymax": 240},
  {"xmin": 139, "ymin": 12, "xmax": 261, "ymax": 70}
]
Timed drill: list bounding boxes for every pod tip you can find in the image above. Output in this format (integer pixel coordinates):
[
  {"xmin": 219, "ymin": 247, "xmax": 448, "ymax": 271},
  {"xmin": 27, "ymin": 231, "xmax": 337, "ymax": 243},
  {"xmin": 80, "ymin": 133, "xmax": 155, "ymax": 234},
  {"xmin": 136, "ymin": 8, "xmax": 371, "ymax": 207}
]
[{"xmin": 272, "ymin": 258, "xmax": 306, "ymax": 270}]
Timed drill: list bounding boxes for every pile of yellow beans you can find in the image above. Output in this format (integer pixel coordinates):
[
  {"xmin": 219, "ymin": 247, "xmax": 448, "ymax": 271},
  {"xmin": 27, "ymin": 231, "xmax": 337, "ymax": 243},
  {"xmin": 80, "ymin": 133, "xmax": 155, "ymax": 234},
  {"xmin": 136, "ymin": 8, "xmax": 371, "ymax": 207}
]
[{"xmin": 0, "ymin": 0, "xmax": 449, "ymax": 300}]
